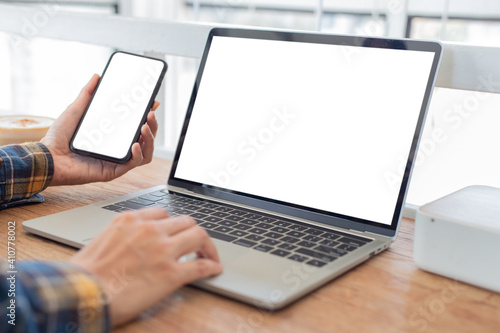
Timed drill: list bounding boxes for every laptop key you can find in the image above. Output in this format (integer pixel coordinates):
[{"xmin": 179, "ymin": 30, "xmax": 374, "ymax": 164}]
[
  {"xmin": 205, "ymin": 229, "xmax": 237, "ymax": 242},
  {"xmin": 303, "ymin": 235, "xmax": 322, "ymax": 242},
  {"xmin": 214, "ymin": 207, "xmax": 234, "ymax": 213},
  {"xmin": 240, "ymin": 219, "xmax": 259, "ymax": 225},
  {"xmin": 129, "ymin": 198, "xmax": 154, "ymax": 206},
  {"xmin": 255, "ymin": 222, "xmax": 273, "ymax": 229},
  {"xmin": 139, "ymin": 194, "xmax": 163, "ymax": 202},
  {"xmin": 242, "ymin": 213, "xmax": 262, "ymax": 219},
  {"xmin": 202, "ymin": 203, "xmax": 220, "ymax": 209},
  {"xmin": 117, "ymin": 201, "xmax": 145, "ymax": 210},
  {"xmin": 184, "ymin": 205, "xmax": 200, "ymax": 210},
  {"xmin": 262, "ymin": 239, "xmax": 280, "ymax": 246},
  {"xmin": 177, "ymin": 210, "xmax": 194, "ymax": 215},
  {"xmin": 273, "ymin": 221, "xmax": 291, "ymax": 227},
  {"xmin": 270, "ymin": 249, "xmax": 290, "ymax": 257},
  {"xmin": 270, "ymin": 227, "xmax": 288, "ymax": 233},
  {"xmin": 229, "ymin": 230, "xmax": 248, "ymax": 237},
  {"xmin": 232, "ymin": 224, "xmax": 252, "ymax": 231},
  {"xmin": 278, "ymin": 243, "xmax": 297, "ymax": 251},
  {"xmin": 337, "ymin": 244, "xmax": 358, "ymax": 252},
  {"xmin": 156, "ymin": 198, "xmax": 172, "ymax": 205},
  {"xmin": 198, "ymin": 208, "xmax": 216, "ymax": 214},
  {"xmin": 163, "ymin": 201, "xmax": 182, "ymax": 208},
  {"xmin": 288, "ymin": 254, "xmax": 309, "ymax": 262},
  {"xmin": 320, "ymin": 239, "xmax": 340, "ymax": 247},
  {"xmin": 151, "ymin": 203, "xmax": 169, "ymax": 209},
  {"xmin": 233, "ymin": 239, "xmax": 257, "ymax": 248},
  {"xmin": 289, "ymin": 225, "xmax": 308, "ymax": 231},
  {"xmin": 214, "ymin": 226, "xmax": 234, "ymax": 234},
  {"xmin": 280, "ymin": 236, "xmax": 300, "ymax": 244},
  {"xmin": 245, "ymin": 234, "xmax": 264, "ymax": 242},
  {"xmin": 199, "ymin": 222, "xmax": 218, "ymax": 229},
  {"xmin": 165, "ymin": 208, "xmax": 180, "ymax": 214},
  {"xmin": 297, "ymin": 241, "xmax": 316, "ymax": 248},
  {"xmin": 296, "ymin": 248, "xmax": 336, "ymax": 262},
  {"xmin": 102, "ymin": 205, "xmax": 121, "ymax": 212},
  {"xmin": 191, "ymin": 213, "xmax": 208, "ymax": 219},
  {"xmin": 212, "ymin": 212, "xmax": 230, "ymax": 218},
  {"xmin": 306, "ymin": 259, "xmax": 328, "ymax": 267},
  {"xmin": 226, "ymin": 215, "xmax": 244, "ymax": 222},
  {"xmin": 337, "ymin": 237, "xmax": 368, "ymax": 247},
  {"xmin": 219, "ymin": 220, "xmax": 238, "ymax": 227},
  {"xmin": 314, "ymin": 245, "xmax": 348, "ymax": 257},
  {"xmin": 287, "ymin": 231, "xmax": 305, "ymax": 238},
  {"xmin": 149, "ymin": 191, "xmax": 167, "ymax": 197},
  {"xmin": 205, "ymin": 216, "xmax": 223, "ymax": 223},
  {"xmin": 254, "ymin": 245, "xmax": 273, "ymax": 252},
  {"xmin": 263, "ymin": 232, "xmax": 283, "ymax": 239},
  {"xmin": 248, "ymin": 228, "xmax": 267, "ymax": 235},
  {"xmin": 231, "ymin": 210, "xmax": 248, "ymax": 216},
  {"xmin": 304, "ymin": 228, "xmax": 324, "ymax": 236},
  {"xmin": 322, "ymin": 233, "xmax": 340, "ymax": 240},
  {"xmin": 259, "ymin": 217, "xmax": 276, "ymax": 223}
]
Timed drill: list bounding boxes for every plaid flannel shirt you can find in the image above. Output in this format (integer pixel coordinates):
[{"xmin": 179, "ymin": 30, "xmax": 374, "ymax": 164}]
[
  {"xmin": 0, "ymin": 143, "xmax": 110, "ymax": 332},
  {"xmin": 0, "ymin": 143, "xmax": 53, "ymax": 209},
  {"xmin": 0, "ymin": 261, "xmax": 110, "ymax": 332}
]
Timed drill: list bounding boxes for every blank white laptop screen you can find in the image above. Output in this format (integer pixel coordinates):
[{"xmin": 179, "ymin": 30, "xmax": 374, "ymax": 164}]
[{"xmin": 174, "ymin": 36, "xmax": 435, "ymax": 225}]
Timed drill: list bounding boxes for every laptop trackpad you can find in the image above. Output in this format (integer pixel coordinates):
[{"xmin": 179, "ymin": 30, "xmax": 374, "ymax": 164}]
[{"xmin": 188, "ymin": 240, "xmax": 311, "ymax": 308}]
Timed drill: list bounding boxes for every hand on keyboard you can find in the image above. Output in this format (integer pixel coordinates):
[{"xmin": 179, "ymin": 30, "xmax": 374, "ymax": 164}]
[{"xmin": 70, "ymin": 207, "xmax": 223, "ymax": 327}]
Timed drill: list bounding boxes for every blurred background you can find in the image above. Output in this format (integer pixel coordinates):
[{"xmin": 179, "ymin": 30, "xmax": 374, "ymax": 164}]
[{"xmin": 0, "ymin": 0, "xmax": 499, "ymax": 208}]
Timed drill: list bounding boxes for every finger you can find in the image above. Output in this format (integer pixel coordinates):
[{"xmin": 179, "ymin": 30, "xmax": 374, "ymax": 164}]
[
  {"xmin": 125, "ymin": 142, "xmax": 144, "ymax": 169},
  {"xmin": 159, "ymin": 215, "xmax": 197, "ymax": 236},
  {"xmin": 139, "ymin": 124, "xmax": 155, "ymax": 164},
  {"xmin": 169, "ymin": 226, "xmax": 220, "ymax": 263},
  {"xmin": 146, "ymin": 111, "xmax": 158, "ymax": 138},
  {"xmin": 151, "ymin": 101, "xmax": 160, "ymax": 111},
  {"xmin": 176, "ymin": 258, "xmax": 224, "ymax": 284},
  {"xmin": 116, "ymin": 137, "xmax": 147, "ymax": 176}
]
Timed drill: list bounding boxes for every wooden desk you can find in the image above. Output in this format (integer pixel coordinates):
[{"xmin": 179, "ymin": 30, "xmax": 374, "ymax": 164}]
[{"xmin": 2, "ymin": 157, "xmax": 499, "ymax": 332}]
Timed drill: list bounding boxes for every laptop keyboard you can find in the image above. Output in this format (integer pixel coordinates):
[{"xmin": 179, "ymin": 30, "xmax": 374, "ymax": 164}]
[{"xmin": 102, "ymin": 190, "xmax": 373, "ymax": 268}]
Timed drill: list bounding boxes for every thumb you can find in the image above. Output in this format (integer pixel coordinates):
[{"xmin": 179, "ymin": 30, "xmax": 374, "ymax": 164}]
[
  {"xmin": 70, "ymin": 74, "xmax": 100, "ymax": 113},
  {"xmin": 57, "ymin": 74, "xmax": 100, "ymax": 135}
]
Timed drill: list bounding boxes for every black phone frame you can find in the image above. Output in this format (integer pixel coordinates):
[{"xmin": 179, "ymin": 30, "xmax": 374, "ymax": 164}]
[{"xmin": 70, "ymin": 51, "xmax": 167, "ymax": 164}]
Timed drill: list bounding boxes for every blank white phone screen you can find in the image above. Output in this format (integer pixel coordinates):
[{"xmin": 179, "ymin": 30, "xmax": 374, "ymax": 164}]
[
  {"xmin": 72, "ymin": 53, "xmax": 164, "ymax": 160},
  {"xmin": 174, "ymin": 36, "xmax": 435, "ymax": 225}
]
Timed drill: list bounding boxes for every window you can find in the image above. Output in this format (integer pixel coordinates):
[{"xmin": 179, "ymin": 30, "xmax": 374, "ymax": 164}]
[
  {"xmin": 0, "ymin": 1, "xmax": 115, "ymax": 118},
  {"xmin": 408, "ymin": 16, "xmax": 500, "ymax": 47},
  {"xmin": 1, "ymin": 0, "xmax": 499, "ymax": 212},
  {"xmin": 405, "ymin": 5, "xmax": 500, "ymax": 206},
  {"xmin": 407, "ymin": 88, "xmax": 500, "ymax": 206}
]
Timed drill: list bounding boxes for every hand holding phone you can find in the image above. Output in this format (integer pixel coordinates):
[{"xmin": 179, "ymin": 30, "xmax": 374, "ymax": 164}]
[{"xmin": 70, "ymin": 51, "xmax": 167, "ymax": 163}]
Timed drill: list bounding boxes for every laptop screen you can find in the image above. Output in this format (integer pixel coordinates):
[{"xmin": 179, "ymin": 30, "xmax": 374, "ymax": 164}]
[{"xmin": 171, "ymin": 29, "xmax": 440, "ymax": 230}]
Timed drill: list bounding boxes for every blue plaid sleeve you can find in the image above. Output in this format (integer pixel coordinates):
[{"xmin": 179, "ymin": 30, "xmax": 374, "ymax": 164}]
[
  {"xmin": 0, "ymin": 143, "xmax": 53, "ymax": 208},
  {"xmin": 0, "ymin": 260, "xmax": 110, "ymax": 333}
]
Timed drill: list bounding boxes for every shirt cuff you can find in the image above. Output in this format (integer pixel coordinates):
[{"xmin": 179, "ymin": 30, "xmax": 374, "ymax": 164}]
[
  {"xmin": 0, "ymin": 193, "xmax": 45, "ymax": 210},
  {"xmin": 0, "ymin": 142, "xmax": 54, "ymax": 206},
  {"xmin": 15, "ymin": 261, "xmax": 110, "ymax": 333}
]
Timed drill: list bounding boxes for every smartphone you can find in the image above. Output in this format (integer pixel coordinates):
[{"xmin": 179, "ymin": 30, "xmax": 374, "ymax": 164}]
[{"xmin": 70, "ymin": 51, "xmax": 167, "ymax": 163}]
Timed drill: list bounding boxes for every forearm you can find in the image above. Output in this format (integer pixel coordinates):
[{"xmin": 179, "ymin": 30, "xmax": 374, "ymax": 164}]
[{"xmin": 0, "ymin": 143, "xmax": 53, "ymax": 206}]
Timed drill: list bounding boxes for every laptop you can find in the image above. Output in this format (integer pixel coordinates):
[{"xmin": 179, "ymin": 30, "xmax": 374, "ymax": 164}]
[{"xmin": 23, "ymin": 28, "xmax": 442, "ymax": 310}]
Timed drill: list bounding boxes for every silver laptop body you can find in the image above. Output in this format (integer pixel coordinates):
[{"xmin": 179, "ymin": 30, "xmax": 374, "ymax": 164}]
[{"xmin": 23, "ymin": 28, "xmax": 442, "ymax": 310}]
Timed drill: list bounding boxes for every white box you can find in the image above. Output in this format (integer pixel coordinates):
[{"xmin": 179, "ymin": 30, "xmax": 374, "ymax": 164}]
[{"xmin": 414, "ymin": 185, "xmax": 500, "ymax": 293}]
